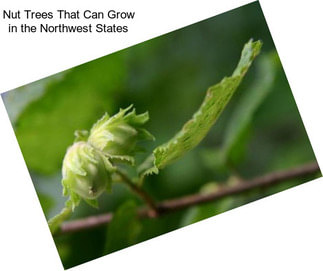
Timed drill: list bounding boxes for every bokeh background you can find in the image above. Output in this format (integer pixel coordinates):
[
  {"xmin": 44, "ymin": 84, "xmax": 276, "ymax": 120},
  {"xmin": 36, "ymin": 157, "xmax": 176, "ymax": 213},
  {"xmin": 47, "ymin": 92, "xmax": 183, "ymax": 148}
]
[{"xmin": 2, "ymin": 2, "xmax": 319, "ymax": 268}]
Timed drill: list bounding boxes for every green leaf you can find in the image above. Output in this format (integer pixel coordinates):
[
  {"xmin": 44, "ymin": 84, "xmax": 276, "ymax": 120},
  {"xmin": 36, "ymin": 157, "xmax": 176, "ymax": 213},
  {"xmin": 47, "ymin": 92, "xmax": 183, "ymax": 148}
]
[
  {"xmin": 105, "ymin": 154, "xmax": 135, "ymax": 166},
  {"xmin": 152, "ymin": 40, "xmax": 262, "ymax": 170},
  {"xmin": 1, "ymin": 74, "xmax": 63, "ymax": 124},
  {"xmin": 222, "ymin": 51, "xmax": 279, "ymax": 166},
  {"xmin": 137, "ymin": 154, "xmax": 159, "ymax": 180},
  {"xmin": 104, "ymin": 201, "xmax": 141, "ymax": 254},
  {"xmin": 13, "ymin": 53, "xmax": 126, "ymax": 175}
]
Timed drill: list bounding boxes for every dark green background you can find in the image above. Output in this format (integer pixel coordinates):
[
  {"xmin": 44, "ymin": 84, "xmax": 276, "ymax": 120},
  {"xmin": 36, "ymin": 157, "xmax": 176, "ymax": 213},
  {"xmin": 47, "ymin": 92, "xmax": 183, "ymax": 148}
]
[{"xmin": 2, "ymin": 2, "xmax": 319, "ymax": 268}]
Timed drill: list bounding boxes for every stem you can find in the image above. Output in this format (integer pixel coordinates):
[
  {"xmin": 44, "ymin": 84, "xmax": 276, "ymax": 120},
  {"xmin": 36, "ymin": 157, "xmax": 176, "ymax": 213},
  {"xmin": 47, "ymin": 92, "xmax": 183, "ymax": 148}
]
[
  {"xmin": 48, "ymin": 195, "xmax": 80, "ymax": 234},
  {"xmin": 116, "ymin": 169, "xmax": 158, "ymax": 217},
  {"xmin": 57, "ymin": 161, "xmax": 320, "ymax": 234},
  {"xmin": 48, "ymin": 205, "xmax": 72, "ymax": 234}
]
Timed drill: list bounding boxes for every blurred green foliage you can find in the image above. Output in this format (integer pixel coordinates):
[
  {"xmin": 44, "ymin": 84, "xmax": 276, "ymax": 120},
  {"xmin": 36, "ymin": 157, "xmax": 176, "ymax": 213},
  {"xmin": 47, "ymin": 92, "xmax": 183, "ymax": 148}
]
[
  {"xmin": 13, "ymin": 53, "xmax": 126, "ymax": 174},
  {"xmin": 104, "ymin": 201, "xmax": 141, "ymax": 254},
  {"xmin": 1, "ymin": 2, "xmax": 318, "ymax": 269}
]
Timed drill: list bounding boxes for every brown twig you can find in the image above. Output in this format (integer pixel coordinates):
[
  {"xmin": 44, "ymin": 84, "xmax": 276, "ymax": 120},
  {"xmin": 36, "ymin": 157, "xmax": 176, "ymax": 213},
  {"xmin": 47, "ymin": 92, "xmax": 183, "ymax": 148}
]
[
  {"xmin": 116, "ymin": 169, "xmax": 158, "ymax": 217},
  {"xmin": 58, "ymin": 161, "xmax": 320, "ymax": 235}
]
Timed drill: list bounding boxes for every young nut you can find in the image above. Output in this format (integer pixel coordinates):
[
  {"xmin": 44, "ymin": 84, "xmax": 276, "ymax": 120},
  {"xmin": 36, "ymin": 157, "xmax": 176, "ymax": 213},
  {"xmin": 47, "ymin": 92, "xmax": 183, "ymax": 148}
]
[
  {"xmin": 62, "ymin": 141, "xmax": 113, "ymax": 200},
  {"xmin": 88, "ymin": 105, "xmax": 154, "ymax": 156}
]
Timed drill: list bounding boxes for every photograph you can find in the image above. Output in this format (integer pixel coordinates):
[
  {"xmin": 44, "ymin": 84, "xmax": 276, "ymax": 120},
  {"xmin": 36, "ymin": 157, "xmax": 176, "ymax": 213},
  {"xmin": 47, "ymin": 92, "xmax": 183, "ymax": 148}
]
[{"xmin": 1, "ymin": 2, "xmax": 320, "ymax": 269}]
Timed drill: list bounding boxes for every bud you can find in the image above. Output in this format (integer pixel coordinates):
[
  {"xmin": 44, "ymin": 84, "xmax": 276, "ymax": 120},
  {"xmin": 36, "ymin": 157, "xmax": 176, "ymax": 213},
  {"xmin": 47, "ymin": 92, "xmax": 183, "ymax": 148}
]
[
  {"xmin": 88, "ymin": 105, "xmax": 154, "ymax": 157},
  {"xmin": 62, "ymin": 141, "xmax": 114, "ymax": 200}
]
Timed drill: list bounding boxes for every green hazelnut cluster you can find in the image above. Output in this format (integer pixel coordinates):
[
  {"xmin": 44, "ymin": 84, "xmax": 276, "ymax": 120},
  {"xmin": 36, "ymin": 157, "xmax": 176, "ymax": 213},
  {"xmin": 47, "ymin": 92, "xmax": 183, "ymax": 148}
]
[{"xmin": 61, "ymin": 105, "xmax": 154, "ymax": 207}]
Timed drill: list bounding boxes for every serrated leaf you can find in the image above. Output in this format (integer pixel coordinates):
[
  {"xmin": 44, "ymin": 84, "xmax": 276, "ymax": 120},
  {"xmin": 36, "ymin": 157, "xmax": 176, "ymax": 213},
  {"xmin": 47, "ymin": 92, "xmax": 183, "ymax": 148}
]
[
  {"xmin": 137, "ymin": 154, "xmax": 159, "ymax": 180},
  {"xmin": 105, "ymin": 154, "xmax": 135, "ymax": 166},
  {"xmin": 222, "ymin": 51, "xmax": 279, "ymax": 166},
  {"xmin": 153, "ymin": 40, "xmax": 262, "ymax": 170}
]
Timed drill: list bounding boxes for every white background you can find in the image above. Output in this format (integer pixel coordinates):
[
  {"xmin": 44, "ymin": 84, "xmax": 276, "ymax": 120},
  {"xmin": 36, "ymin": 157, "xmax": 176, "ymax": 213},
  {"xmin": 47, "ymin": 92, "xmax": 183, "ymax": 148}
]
[{"xmin": 0, "ymin": 0, "xmax": 322, "ymax": 270}]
